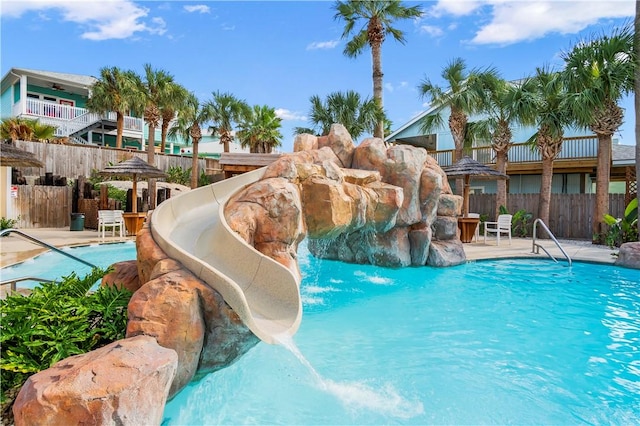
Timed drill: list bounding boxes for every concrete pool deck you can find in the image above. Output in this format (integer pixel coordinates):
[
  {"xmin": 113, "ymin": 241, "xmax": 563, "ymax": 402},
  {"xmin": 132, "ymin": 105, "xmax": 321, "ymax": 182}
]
[{"xmin": 0, "ymin": 227, "xmax": 618, "ymax": 268}]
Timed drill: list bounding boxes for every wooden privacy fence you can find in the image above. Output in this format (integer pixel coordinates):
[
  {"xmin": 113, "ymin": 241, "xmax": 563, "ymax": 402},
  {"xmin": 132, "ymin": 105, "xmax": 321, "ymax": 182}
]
[
  {"xmin": 13, "ymin": 140, "xmax": 207, "ymax": 178},
  {"xmin": 469, "ymin": 193, "xmax": 627, "ymax": 239},
  {"xmin": 10, "ymin": 185, "xmax": 72, "ymax": 228}
]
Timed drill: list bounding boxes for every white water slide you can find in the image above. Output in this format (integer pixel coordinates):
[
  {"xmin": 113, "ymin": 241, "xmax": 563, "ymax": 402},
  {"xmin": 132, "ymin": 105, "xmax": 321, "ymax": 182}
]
[{"xmin": 151, "ymin": 168, "xmax": 302, "ymax": 344}]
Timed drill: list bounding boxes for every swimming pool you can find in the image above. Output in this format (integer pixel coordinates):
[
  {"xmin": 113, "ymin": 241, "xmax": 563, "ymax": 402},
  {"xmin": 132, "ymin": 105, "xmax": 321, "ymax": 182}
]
[
  {"xmin": 0, "ymin": 242, "xmax": 137, "ymax": 289},
  {"xmin": 163, "ymin": 244, "xmax": 640, "ymax": 425}
]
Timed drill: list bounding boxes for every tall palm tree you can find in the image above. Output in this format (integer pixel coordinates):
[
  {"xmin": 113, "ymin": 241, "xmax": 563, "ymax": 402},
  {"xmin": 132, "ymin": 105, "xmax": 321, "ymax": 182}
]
[
  {"xmin": 333, "ymin": 0, "xmax": 422, "ymax": 138},
  {"xmin": 521, "ymin": 68, "xmax": 576, "ymax": 227},
  {"xmin": 87, "ymin": 67, "xmax": 141, "ymax": 149},
  {"xmin": 205, "ymin": 91, "xmax": 250, "ymax": 153},
  {"xmin": 159, "ymin": 82, "xmax": 188, "ymax": 154},
  {"xmin": 294, "ymin": 90, "xmax": 384, "ymax": 139},
  {"xmin": 418, "ymin": 57, "xmax": 499, "ymax": 195},
  {"xmin": 473, "ymin": 76, "xmax": 531, "ymax": 215},
  {"xmin": 562, "ymin": 24, "xmax": 634, "ymax": 243},
  {"xmin": 168, "ymin": 92, "xmax": 209, "ymax": 189},
  {"xmin": 139, "ymin": 64, "xmax": 176, "ymax": 166},
  {"xmin": 236, "ymin": 105, "xmax": 283, "ymax": 153}
]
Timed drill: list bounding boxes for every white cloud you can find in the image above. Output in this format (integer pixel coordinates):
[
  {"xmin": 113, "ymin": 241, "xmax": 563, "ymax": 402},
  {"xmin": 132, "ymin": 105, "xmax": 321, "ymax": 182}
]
[
  {"xmin": 420, "ymin": 25, "xmax": 444, "ymax": 37},
  {"xmin": 184, "ymin": 5, "xmax": 210, "ymax": 14},
  {"xmin": 385, "ymin": 81, "xmax": 410, "ymax": 93},
  {"xmin": 429, "ymin": 0, "xmax": 482, "ymax": 18},
  {"xmin": 472, "ymin": 1, "xmax": 634, "ymax": 45},
  {"xmin": 428, "ymin": 0, "xmax": 635, "ymax": 46},
  {"xmin": 275, "ymin": 108, "xmax": 306, "ymax": 121},
  {"xmin": 221, "ymin": 24, "xmax": 235, "ymax": 31},
  {"xmin": 306, "ymin": 40, "xmax": 339, "ymax": 50},
  {"xmin": 2, "ymin": 0, "xmax": 167, "ymax": 41}
]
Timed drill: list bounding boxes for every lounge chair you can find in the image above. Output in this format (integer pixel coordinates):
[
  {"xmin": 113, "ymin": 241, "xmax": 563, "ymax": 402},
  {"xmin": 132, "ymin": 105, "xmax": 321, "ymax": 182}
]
[
  {"xmin": 484, "ymin": 214, "xmax": 512, "ymax": 245},
  {"xmin": 98, "ymin": 210, "xmax": 125, "ymax": 241}
]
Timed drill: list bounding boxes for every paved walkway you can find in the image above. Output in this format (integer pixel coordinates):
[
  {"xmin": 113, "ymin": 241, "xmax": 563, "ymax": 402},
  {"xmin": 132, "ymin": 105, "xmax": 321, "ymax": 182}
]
[
  {"xmin": 0, "ymin": 227, "xmax": 617, "ymax": 268},
  {"xmin": 0, "ymin": 228, "xmax": 135, "ymax": 268}
]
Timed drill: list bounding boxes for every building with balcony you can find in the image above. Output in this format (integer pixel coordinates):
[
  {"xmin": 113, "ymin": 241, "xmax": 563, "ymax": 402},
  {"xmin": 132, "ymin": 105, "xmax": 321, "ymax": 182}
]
[
  {"xmin": 0, "ymin": 67, "xmax": 248, "ymax": 156},
  {"xmin": 386, "ymin": 105, "xmax": 636, "ymax": 203}
]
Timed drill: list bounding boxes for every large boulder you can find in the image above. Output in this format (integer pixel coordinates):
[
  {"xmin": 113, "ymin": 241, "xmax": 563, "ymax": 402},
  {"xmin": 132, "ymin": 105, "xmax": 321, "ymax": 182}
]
[
  {"xmin": 318, "ymin": 123, "xmax": 356, "ymax": 168},
  {"xmin": 427, "ymin": 240, "xmax": 467, "ymax": 267},
  {"xmin": 13, "ymin": 336, "xmax": 177, "ymax": 426},
  {"xmin": 615, "ymin": 242, "xmax": 640, "ymax": 269},
  {"xmin": 101, "ymin": 260, "xmax": 141, "ymax": 293}
]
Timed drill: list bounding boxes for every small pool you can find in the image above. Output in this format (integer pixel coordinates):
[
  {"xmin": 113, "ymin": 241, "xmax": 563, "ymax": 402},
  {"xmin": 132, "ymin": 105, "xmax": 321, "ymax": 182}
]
[
  {"xmin": 0, "ymin": 242, "xmax": 137, "ymax": 289},
  {"xmin": 163, "ymin": 244, "xmax": 640, "ymax": 425}
]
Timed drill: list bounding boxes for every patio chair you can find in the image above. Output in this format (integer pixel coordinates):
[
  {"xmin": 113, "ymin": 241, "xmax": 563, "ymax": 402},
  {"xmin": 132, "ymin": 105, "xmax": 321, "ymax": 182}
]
[
  {"xmin": 467, "ymin": 213, "xmax": 480, "ymax": 242},
  {"xmin": 98, "ymin": 210, "xmax": 125, "ymax": 241},
  {"xmin": 484, "ymin": 214, "xmax": 512, "ymax": 245}
]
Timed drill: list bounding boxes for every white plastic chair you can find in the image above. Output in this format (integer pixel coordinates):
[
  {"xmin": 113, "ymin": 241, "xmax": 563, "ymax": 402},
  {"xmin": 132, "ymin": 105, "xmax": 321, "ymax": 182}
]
[
  {"xmin": 467, "ymin": 213, "xmax": 480, "ymax": 242},
  {"xmin": 98, "ymin": 210, "xmax": 125, "ymax": 241},
  {"xmin": 484, "ymin": 214, "xmax": 512, "ymax": 245}
]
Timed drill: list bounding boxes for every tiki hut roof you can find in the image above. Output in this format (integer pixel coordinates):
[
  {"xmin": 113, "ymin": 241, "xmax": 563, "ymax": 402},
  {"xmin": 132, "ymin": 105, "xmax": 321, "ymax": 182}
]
[
  {"xmin": 442, "ymin": 156, "xmax": 509, "ymax": 180},
  {"xmin": 99, "ymin": 156, "xmax": 167, "ymax": 179},
  {"xmin": 0, "ymin": 141, "xmax": 44, "ymax": 168}
]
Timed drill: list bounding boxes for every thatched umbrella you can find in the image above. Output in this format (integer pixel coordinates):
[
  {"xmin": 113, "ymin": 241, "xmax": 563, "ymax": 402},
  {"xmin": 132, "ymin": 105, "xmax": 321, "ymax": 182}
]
[
  {"xmin": 99, "ymin": 156, "xmax": 167, "ymax": 214},
  {"xmin": 0, "ymin": 141, "xmax": 44, "ymax": 168},
  {"xmin": 442, "ymin": 156, "xmax": 508, "ymax": 217}
]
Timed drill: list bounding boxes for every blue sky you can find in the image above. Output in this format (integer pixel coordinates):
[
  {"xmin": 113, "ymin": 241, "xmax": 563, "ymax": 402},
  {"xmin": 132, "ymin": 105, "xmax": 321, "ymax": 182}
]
[{"xmin": 1, "ymin": 0, "xmax": 636, "ymax": 152}]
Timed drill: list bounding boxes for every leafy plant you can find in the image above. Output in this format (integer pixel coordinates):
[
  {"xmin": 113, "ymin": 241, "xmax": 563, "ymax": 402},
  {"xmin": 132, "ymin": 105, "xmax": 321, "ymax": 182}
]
[
  {"xmin": 0, "ymin": 217, "xmax": 19, "ymax": 231},
  {"xmin": 0, "ymin": 268, "xmax": 132, "ymax": 405},
  {"xmin": 603, "ymin": 198, "xmax": 638, "ymax": 248},
  {"xmin": 166, "ymin": 165, "xmax": 191, "ymax": 186},
  {"xmin": 498, "ymin": 205, "xmax": 533, "ymax": 237},
  {"xmin": 198, "ymin": 170, "xmax": 211, "ymax": 187}
]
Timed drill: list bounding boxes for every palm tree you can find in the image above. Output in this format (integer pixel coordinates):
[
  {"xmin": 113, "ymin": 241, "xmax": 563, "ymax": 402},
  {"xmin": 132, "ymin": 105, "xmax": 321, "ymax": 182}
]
[
  {"xmin": 87, "ymin": 67, "xmax": 141, "ymax": 149},
  {"xmin": 473, "ymin": 76, "xmax": 531, "ymax": 215},
  {"xmin": 168, "ymin": 92, "xmax": 209, "ymax": 189},
  {"xmin": 333, "ymin": 0, "xmax": 422, "ymax": 138},
  {"xmin": 159, "ymin": 82, "xmax": 188, "ymax": 154},
  {"xmin": 418, "ymin": 57, "xmax": 499, "ymax": 195},
  {"xmin": 562, "ymin": 24, "xmax": 634, "ymax": 243},
  {"xmin": 294, "ymin": 90, "xmax": 384, "ymax": 139},
  {"xmin": 237, "ymin": 105, "xmax": 283, "ymax": 153},
  {"xmin": 204, "ymin": 91, "xmax": 250, "ymax": 153},
  {"xmin": 139, "ymin": 64, "xmax": 176, "ymax": 166},
  {"xmin": 1, "ymin": 118, "xmax": 56, "ymax": 142},
  {"xmin": 520, "ymin": 68, "xmax": 576, "ymax": 227}
]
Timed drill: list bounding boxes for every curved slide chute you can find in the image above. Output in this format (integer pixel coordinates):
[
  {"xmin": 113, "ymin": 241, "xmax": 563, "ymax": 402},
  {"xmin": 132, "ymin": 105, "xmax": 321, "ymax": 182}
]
[{"xmin": 150, "ymin": 168, "xmax": 302, "ymax": 344}]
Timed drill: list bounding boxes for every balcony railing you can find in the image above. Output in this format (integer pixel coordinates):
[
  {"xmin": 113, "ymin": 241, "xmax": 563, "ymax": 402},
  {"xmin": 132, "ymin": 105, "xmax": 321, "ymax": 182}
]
[
  {"xmin": 14, "ymin": 99, "xmax": 143, "ymax": 137},
  {"xmin": 428, "ymin": 135, "xmax": 598, "ymax": 167}
]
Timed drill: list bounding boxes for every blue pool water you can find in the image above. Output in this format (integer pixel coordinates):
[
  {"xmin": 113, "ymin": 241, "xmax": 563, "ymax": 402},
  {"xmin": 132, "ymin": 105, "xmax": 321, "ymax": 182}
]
[
  {"xmin": 163, "ymin": 244, "xmax": 640, "ymax": 425},
  {"xmin": 0, "ymin": 242, "xmax": 136, "ymax": 288}
]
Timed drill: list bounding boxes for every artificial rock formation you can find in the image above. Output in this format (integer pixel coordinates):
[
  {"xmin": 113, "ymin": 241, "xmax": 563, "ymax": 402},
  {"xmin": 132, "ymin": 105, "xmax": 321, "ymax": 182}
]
[
  {"xmin": 225, "ymin": 124, "xmax": 465, "ymax": 269},
  {"xmin": 13, "ymin": 336, "xmax": 177, "ymax": 426},
  {"xmin": 615, "ymin": 241, "xmax": 640, "ymax": 269}
]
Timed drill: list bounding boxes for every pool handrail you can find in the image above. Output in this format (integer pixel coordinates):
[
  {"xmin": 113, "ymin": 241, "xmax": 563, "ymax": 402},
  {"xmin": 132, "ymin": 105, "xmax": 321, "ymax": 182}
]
[
  {"xmin": 0, "ymin": 276, "xmax": 55, "ymax": 293},
  {"xmin": 0, "ymin": 228, "xmax": 98, "ymax": 269},
  {"xmin": 531, "ymin": 219, "xmax": 572, "ymax": 266}
]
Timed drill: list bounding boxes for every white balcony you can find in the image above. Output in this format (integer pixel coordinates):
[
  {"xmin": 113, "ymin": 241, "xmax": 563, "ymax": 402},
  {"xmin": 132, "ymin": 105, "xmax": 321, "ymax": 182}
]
[{"xmin": 13, "ymin": 98, "xmax": 143, "ymax": 138}]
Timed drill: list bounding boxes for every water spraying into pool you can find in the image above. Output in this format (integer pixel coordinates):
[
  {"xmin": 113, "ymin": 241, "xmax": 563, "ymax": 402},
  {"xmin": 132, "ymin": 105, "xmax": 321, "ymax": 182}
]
[
  {"xmin": 274, "ymin": 333, "xmax": 424, "ymax": 420},
  {"xmin": 163, "ymin": 246, "xmax": 640, "ymax": 425}
]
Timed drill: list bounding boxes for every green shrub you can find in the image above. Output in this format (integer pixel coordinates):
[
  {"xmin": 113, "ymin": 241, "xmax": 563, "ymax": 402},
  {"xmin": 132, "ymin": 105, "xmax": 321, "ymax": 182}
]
[
  {"xmin": 0, "ymin": 217, "xmax": 19, "ymax": 231},
  {"xmin": 603, "ymin": 198, "xmax": 638, "ymax": 248},
  {"xmin": 166, "ymin": 166, "xmax": 191, "ymax": 186},
  {"xmin": 198, "ymin": 170, "xmax": 211, "ymax": 187},
  {"xmin": 0, "ymin": 268, "xmax": 132, "ymax": 404}
]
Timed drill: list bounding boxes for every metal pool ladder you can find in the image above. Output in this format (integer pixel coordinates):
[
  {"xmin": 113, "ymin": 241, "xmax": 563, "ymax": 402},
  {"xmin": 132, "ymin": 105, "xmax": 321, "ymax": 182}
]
[
  {"xmin": 531, "ymin": 219, "xmax": 572, "ymax": 266},
  {"xmin": 0, "ymin": 228, "xmax": 98, "ymax": 292}
]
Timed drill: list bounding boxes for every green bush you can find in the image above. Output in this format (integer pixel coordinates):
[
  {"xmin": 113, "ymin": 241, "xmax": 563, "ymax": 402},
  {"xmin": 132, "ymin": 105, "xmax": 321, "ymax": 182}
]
[
  {"xmin": 603, "ymin": 198, "xmax": 638, "ymax": 248},
  {"xmin": 0, "ymin": 268, "xmax": 132, "ymax": 404},
  {"xmin": 0, "ymin": 217, "xmax": 19, "ymax": 231},
  {"xmin": 166, "ymin": 166, "xmax": 191, "ymax": 186},
  {"xmin": 198, "ymin": 170, "xmax": 211, "ymax": 187}
]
